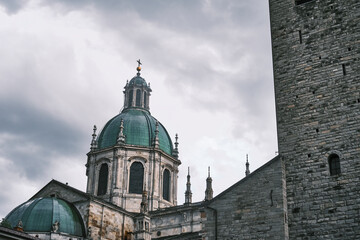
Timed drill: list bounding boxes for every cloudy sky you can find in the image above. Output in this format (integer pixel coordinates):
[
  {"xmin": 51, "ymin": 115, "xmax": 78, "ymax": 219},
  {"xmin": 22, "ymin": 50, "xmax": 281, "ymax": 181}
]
[{"xmin": 0, "ymin": 0, "xmax": 277, "ymax": 218}]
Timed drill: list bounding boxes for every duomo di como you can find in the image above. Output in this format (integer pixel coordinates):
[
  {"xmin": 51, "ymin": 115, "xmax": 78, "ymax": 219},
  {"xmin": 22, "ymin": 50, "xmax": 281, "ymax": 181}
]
[{"xmin": 1, "ymin": 0, "xmax": 359, "ymax": 239}]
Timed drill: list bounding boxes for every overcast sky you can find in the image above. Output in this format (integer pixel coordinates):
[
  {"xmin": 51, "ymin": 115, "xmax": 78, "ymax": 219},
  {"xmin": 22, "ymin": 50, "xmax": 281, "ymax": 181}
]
[{"xmin": 0, "ymin": 0, "xmax": 277, "ymax": 218}]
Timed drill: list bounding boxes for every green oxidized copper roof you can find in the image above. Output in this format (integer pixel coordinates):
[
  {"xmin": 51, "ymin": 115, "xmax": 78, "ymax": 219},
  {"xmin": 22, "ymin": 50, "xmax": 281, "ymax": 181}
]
[
  {"xmin": 5, "ymin": 197, "xmax": 85, "ymax": 237},
  {"xmin": 97, "ymin": 108, "xmax": 173, "ymax": 155},
  {"xmin": 129, "ymin": 74, "xmax": 147, "ymax": 86}
]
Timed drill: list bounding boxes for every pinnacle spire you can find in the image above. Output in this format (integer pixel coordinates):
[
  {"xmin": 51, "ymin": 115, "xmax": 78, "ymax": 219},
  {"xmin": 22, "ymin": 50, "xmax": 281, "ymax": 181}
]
[
  {"xmin": 173, "ymin": 134, "xmax": 179, "ymax": 158},
  {"xmin": 184, "ymin": 167, "xmax": 192, "ymax": 205},
  {"xmin": 205, "ymin": 166, "xmax": 213, "ymax": 201},
  {"xmin": 154, "ymin": 121, "xmax": 159, "ymax": 148},
  {"xmin": 90, "ymin": 125, "xmax": 97, "ymax": 151},
  {"xmin": 140, "ymin": 184, "xmax": 148, "ymax": 214},
  {"xmin": 245, "ymin": 154, "xmax": 250, "ymax": 177},
  {"xmin": 117, "ymin": 119, "xmax": 126, "ymax": 144}
]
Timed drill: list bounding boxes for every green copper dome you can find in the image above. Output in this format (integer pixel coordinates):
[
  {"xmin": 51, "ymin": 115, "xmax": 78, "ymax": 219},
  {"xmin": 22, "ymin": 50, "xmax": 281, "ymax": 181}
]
[
  {"xmin": 129, "ymin": 73, "xmax": 147, "ymax": 86},
  {"xmin": 5, "ymin": 197, "xmax": 85, "ymax": 237},
  {"xmin": 97, "ymin": 109, "xmax": 173, "ymax": 155}
]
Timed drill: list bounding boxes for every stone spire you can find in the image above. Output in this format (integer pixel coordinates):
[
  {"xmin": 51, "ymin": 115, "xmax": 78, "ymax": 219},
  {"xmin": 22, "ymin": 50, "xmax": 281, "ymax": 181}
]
[
  {"xmin": 172, "ymin": 134, "xmax": 179, "ymax": 158},
  {"xmin": 245, "ymin": 154, "xmax": 250, "ymax": 177},
  {"xmin": 154, "ymin": 121, "xmax": 159, "ymax": 148},
  {"xmin": 117, "ymin": 119, "xmax": 125, "ymax": 144},
  {"xmin": 90, "ymin": 125, "xmax": 97, "ymax": 151},
  {"xmin": 184, "ymin": 167, "xmax": 192, "ymax": 205},
  {"xmin": 205, "ymin": 167, "xmax": 213, "ymax": 201},
  {"xmin": 140, "ymin": 185, "xmax": 148, "ymax": 214}
]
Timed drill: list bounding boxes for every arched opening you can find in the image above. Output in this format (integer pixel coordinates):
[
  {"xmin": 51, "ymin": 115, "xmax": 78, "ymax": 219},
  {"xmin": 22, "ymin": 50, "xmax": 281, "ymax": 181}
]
[
  {"xmin": 97, "ymin": 163, "xmax": 108, "ymax": 196},
  {"xmin": 144, "ymin": 92, "xmax": 147, "ymax": 108},
  {"xmin": 163, "ymin": 169, "xmax": 170, "ymax": 201},
  {"xmin": 136, "ymin": 89, "xmax": 141, "ymax": 107},
  {"xmin": 128, "ymin": 90, "xmax": 133, "ymax": 107},
  {"xmin": 328, "ymin": 154, "xmax": 341, "ymax": 175},
  {"xmin": 129, "ymin": 162, "xmax": 144, "ymax": 194}
]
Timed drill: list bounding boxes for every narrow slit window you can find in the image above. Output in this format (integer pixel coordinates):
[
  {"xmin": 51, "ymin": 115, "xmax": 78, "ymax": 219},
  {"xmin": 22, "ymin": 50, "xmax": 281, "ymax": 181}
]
[
  {"xmin": 342, "ymin": 64, "xmax": 346, "ymax": 75},
  {"xmin": 136, "ymin": 89, "xmax": 141, "ymax": 107},
  {"xmin": 299, "ymin": 30, "xmax": 302, "ymax": 44},
  {"xmin": 144, "ymin": 92, "xmax": 147, "ymax": 108},
  {"xmin": 328, "ymin": 154, "xmax": 341, "ymax": 176},
  {"xmin": 295, "ymin": 0, "xmax": 315, "ymax": 5},
  {"xmin": 163, "ymin": 169, "xmax": 170, "ymax": 201},
  {"xmin": 128, "ymin": 90, "xmax": 133, "ymax": 107}
]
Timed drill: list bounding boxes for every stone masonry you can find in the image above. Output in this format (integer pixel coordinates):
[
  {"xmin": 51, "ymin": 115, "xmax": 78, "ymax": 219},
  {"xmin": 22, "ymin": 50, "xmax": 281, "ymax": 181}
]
[{"xmin": 269, "ymin": 0, "xmax": 360, "ymax": 238}]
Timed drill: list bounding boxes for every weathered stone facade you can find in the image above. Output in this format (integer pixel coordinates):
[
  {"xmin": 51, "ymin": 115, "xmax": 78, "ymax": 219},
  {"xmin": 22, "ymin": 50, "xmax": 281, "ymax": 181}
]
[
  {"xmin": 4, "ymin": 1, "xmax": 359, "ymax": 239},
  {"xmin": 33, "ymin": 180, "xmax": 136, "ymax": 240},
  {"xmin": 203, "ymin": 156, "xmax": 287, "ymax": 239},
  {"xmin": 269, "ymin": 0, "xmax": 360, "ymax": 238},
  {"xmin": 86, "ymin": 146, "xmax": 180, "ymax": 213}
]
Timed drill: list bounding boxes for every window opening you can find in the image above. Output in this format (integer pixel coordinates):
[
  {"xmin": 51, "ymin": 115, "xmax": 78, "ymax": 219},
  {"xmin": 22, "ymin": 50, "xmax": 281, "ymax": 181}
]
[
  {"xmin": 144, "ymin": 92, "xmax": 147, "ymax": 108},
  {"xmin": 295, "ymin": 0, "xmax": 315, "ymax": 5},
  {"xmin": 328, "ymin": 154, "xmax": 341, "ymax": 175},
  {"xmin": 163, "ymin": 169, "xmax": 170, "ymax": 201},
  {"xmin": 128, "ymin": 90, "xmax": 133, "ymax": 107},
  {"xmin": 129, "ymin": 162, "xmax": 144, "ymax": 194},
  {"xmin": 136, "ymin": 89, "xmax": 141, "ymax": 107},
  {"xmin": 342, "ymin": 64, "xmax": 346, "ymax": 75},
  {"xmin": 97, "ymin": 163, "xmax": 108, "ymax": 196}
]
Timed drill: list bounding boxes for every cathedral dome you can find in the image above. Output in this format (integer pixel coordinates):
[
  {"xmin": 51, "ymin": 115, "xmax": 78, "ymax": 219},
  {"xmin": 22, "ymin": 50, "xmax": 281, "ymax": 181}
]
[
  {"xmin": 97, "ymin": 108, "xmax": 174, "ymax": 155},
  {"xmin": 128, "ymin": 73, "xmax": 147, "ymax": 86},
  {"xmin": 5, "ymin": 197, "xmax": 85, "ymax": 237}
]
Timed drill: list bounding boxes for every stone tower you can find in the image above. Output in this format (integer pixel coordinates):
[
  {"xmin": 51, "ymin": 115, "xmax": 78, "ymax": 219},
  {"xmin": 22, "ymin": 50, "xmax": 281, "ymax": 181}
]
[
  {"xmin": 85, "ymin": 61, "xmax": 181, "ymax": 212},
  {"xmin": 269, "ymin": 0, "xmax": 360, "ymax": 238}
]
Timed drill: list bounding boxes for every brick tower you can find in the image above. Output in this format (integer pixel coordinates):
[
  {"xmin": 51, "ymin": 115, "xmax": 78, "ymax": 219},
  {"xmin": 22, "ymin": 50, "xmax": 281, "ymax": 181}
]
[{"xmin": 269, "ymin": 0, "xmax": 360, "ymax": 238}]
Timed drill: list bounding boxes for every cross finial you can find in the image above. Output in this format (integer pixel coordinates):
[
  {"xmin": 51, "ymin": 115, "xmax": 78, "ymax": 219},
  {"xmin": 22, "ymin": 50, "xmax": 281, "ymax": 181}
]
[{"xmin": 136, "ymin": 59, "xmax": 142, "ymax": 73}]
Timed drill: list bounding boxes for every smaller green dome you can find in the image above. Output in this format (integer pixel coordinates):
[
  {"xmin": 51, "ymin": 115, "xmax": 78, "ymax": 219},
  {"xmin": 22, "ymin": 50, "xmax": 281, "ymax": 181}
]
[
  {"xmin": 5, "ymin": 197, "xmax": 85, "ymax": 237},
  {"xmin": 129, "ymin": 73, "xmax": 147, "ymax": 86}
]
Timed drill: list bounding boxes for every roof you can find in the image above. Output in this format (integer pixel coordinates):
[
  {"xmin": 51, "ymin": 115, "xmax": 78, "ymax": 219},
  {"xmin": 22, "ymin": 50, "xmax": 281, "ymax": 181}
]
[
  {"xmin": 0, "ymin": 226, "xmax": 38, "ymax": 240},
  {"xmin": 154, "ymin": 231, "xmax": 202, "ymax": 239},
  {"xmin": 97, "ymin": 108, "xmax": 173, "ymax": 155},
  {"xmin": 31, "ymin": 179, "xmax": 135, "ymax": 217},
  {"xmin": 5, "ymin": 197, "xmax": 85, "ymax": 237},
  {"xmin": 128, "ymin": 73, "xmax": 148, "ymax": 86},
  {"xmin": 205, "ymin": 155, "xmax": 281, "ymax": 204}
]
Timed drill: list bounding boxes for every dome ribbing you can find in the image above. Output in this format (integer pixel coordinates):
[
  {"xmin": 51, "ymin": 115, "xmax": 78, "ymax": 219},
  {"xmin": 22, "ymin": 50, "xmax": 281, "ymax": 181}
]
[{"xmin": 5, "ymin": 197, "xmax": 85, "ymax": 237}]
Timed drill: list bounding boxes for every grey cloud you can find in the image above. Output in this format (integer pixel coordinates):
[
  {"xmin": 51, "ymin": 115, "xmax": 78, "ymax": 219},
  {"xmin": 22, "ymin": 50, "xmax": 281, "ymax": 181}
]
[
  {"xmin": 0, "ymin": 0, "xmax": 27, "ymax": 14},
  {"xmin": 0, "ymin": 101, "xmax": 86, "ymax": 179}
]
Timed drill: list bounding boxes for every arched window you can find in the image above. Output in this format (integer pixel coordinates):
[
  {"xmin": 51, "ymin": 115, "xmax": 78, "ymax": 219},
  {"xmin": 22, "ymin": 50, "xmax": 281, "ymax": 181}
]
[
  {"xmin": 163, "ymin": 169, "xmax": 170, "ymax": 201},
  {"xmin": 136, "ymin": 89, "xmax": 141, "ymax": 107},
  {"xmin": 97, "ymin": 163, "xmax": 108, "ymax": 196},
  {"xmin": 128, "ymin": 90, "xmax": 133, "ymax": 107},
  {"xmin": 129, "ymin": 162, "xmax": 144, "ymax": 194},
  {"xmin": 328, "ymin": 154, "xmax": 341, "ymax": 176},
  {"xmin": 144, "ymin": 92, "xmax": 147, "ymax": 108}
]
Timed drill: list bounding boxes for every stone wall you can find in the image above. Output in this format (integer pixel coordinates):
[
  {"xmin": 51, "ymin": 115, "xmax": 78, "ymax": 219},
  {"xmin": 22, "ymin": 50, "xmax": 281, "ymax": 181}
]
[
  {"xmin": 204, "ymin": 156, "xmax": 287, "ymax": 239},
  {"xmin": 150, "ymin": 204, "xmax": 204, "ymax": 239},
  {"xmin": 269, "ymin": 0, "xmax": 360, "ymax": 238},
  {"xmin": 87, "ymin": 145, "xmax": 179, "ymax": 213},
  {"xmin": 88, "ymin": 200, "xmax": 135, "ymax": 240}
]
